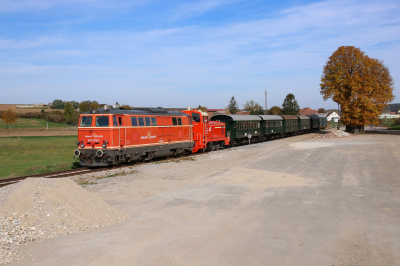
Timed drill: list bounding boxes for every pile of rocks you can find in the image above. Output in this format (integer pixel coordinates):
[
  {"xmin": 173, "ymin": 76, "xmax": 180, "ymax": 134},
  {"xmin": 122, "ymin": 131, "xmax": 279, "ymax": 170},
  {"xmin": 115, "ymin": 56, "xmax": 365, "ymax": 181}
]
[
  {"xmin": 0, "ymin": 178, "xmax": 129, "ymax": 265},
  {"xmin": 320, "ymin": 130, "xmax": 351, "ymax": 138}
]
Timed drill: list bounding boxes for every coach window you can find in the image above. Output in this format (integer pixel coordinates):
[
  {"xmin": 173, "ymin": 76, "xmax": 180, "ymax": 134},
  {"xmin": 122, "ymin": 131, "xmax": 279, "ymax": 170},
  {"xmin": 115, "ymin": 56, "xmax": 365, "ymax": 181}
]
[
  {"xmin": 172, "ymin": 117, "xmax": 177, "ymax": 125},
  {"xmin": 131, "ymin": 117, "xmax": 138, "ymax": 126},
  {"xmin": 113, "ymin": 116, "xmax": 118, "ymax": 126},
  {"xmin": 145, "ymin": 117, "xmax": 151, "ymax": 126},
  {"xmin": 138, "ymin": 117, "xmax": 145, "ymax": 126},
  {"xmin": 80, "ymin": 116, "xmax": 92, "ymax": 127},
  {"xmin": 96, "ymin": 116, "xmax": 109, "ymax": 127},
  {"xmin": 151, "ymin": 117, "xmax": 157, "ymax": 126},
  {"xmin": 177, "ymin": 117, "xmax": 182, "ymax": 125}
]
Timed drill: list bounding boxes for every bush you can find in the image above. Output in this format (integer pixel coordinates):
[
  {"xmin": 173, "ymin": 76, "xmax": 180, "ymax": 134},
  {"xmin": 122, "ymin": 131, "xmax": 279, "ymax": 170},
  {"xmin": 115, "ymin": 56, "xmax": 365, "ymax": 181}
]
[
  {"xmin": 393, "ymin": 118, "xmax": 400, "ymax": 126},
  {"xmin": 46, "ymin": 114, "xmax": 64, "ymax": 123}
]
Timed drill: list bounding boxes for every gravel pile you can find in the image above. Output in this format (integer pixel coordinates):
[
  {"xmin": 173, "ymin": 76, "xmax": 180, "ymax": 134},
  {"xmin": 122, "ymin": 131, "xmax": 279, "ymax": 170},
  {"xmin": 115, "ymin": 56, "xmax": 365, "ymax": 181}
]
[
  {"xmin": 0, "ymin": 178, "xmax": 129, "ymax": 265},
  {"xmin": 320, "ymin": 130, "xmax": 351, "ymax": 138}
]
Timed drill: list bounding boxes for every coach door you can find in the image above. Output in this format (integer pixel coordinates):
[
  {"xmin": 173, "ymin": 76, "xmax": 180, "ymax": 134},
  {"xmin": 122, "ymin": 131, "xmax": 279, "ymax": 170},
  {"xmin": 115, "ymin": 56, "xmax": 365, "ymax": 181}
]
[{"xmin": 114, "ymin": 115, "xmax": 125, "ymax": 147}]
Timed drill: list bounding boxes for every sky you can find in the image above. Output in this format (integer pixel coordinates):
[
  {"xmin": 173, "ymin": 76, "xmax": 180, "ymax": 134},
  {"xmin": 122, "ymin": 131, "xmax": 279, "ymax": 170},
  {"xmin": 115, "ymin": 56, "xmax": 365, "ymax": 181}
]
[{"xmin": 0, "ymin": 0, "xmax": 399, "ymax": 110}]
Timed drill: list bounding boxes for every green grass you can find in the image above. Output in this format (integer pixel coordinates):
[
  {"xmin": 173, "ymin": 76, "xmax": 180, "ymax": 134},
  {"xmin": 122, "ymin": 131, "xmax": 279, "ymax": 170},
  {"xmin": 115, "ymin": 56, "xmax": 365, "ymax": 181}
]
[
  {"xmin": 0, "ymin": 136, "xmax": 80, "ymax": 179},
  {"xmin": 379, "ymin": 118, "xmax": 396, "ymax": 126},
  {"xmin": 0, "ymin": 118, "xmax": 70, "ymax": 129},
  {"xmin": 388, "ymin": 125, "xmax": 400, "ymax": 130}
]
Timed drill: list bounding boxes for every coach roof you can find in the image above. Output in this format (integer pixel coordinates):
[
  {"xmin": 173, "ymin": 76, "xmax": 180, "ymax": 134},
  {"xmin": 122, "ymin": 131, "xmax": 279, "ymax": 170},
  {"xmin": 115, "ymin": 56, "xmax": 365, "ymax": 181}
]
[
  {"xmin": 258, "ymin": 115, "xmax": 283, "ymax": 121},
  {"xmin": 281, "ymin": 115, "xmax": 299, "ymax": 120},
  {"xmin": 297, "ymin": 115, "xmax": 311, "ymax": 120},
  {"xmin": 210, "ymin": 114, "xmax": 262, "ymax": 123}
]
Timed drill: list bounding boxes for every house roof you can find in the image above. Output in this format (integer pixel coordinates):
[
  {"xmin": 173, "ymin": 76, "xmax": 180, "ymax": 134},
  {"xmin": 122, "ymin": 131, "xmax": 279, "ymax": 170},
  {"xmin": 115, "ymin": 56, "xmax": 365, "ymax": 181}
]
[
  {"xmin": 326, "ymin": 111, "xmax": 337, "ymax": 117},
  {"xmin": 299, "ymin": 107, "xmax": 318, "ymax": 115},
  {"xmin": 207, "ymin": 109, "xmax": 225, "ymax": 112},
  {"xmin": 236, "ymin": 111, "xmax": 250, "ymax": 115}
]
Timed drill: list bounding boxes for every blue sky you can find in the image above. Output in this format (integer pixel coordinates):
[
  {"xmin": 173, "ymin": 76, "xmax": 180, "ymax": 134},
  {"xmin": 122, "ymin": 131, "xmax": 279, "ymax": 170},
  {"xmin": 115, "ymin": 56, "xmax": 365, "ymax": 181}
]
[{"xmin": 0, "ymin": 0, "xmax": 399, "ymax": 109}]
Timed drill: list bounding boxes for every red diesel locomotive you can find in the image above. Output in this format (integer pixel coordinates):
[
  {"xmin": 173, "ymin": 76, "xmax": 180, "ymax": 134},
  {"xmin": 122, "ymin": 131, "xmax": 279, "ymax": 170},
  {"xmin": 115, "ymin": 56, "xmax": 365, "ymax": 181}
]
[{"xmin": 74, "ymin": 107, "xmax": 229, "ymax": 166}]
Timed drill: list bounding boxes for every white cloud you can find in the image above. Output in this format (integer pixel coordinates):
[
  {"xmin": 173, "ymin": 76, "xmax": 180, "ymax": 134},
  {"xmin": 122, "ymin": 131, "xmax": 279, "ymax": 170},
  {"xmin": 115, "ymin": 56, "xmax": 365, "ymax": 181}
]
[{"xmin": 1, "ymin": 0, "xmax": 399, "ymax": 108}]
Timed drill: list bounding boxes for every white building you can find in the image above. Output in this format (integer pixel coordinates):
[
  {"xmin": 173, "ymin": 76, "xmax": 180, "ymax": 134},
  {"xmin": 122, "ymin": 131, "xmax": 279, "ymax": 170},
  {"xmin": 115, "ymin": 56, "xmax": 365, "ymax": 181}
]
[
  {"xmin": 379, "ymin": 112, "xmax": 399, "ymax": 119},
  {"xmin": 326, "ymin": 111, "xmax": 339, "ymax": 122}
]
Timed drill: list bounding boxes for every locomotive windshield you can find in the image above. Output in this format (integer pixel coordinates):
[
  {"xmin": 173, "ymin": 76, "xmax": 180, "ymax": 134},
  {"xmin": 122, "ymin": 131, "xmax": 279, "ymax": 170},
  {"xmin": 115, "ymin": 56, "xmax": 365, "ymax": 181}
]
[
  {"xmin": 80, "ymin": 116, "xmax": 92, "ymax": 127},
  {"xmin": 96, "ymin": 116, "xmax": 109, "ymax": 127},
  {"xmin": 192, "ymin": 113, "xmax": 201, "ymax": 122}
]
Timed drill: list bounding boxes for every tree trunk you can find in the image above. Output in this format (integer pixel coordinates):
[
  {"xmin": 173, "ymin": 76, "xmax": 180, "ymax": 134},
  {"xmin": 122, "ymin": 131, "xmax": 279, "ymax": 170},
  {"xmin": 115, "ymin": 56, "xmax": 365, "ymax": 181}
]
[{"xmin": 345, "ymin": 125, "xmax": 364, "ymax": 133}]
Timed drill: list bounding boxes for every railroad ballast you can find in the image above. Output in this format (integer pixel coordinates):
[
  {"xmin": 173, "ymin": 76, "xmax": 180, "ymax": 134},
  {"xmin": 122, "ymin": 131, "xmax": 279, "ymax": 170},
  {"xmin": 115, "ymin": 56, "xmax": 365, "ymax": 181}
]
[{"xmin": 74, "ymin": 107, "xmax": 327, "ymax": 166}]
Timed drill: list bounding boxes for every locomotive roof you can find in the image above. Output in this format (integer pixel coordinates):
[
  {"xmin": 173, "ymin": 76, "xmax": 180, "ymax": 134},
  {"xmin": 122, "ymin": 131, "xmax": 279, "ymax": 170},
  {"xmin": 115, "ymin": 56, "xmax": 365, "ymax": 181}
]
[
  {"xmin": 210, "ymin": 114, "xmax": 262, "ymax": 122},
  {"xmin": 258, "ymin": 115, "xmax": 283, "ymax": 121},
  {"xmin": 296, "ymin": 115, "xmax": 311, "ymax": 120},
  {"xmin": 280, "ymin": 115, "xmax": 299, "ymax": 120},
  {"xmin": 82, "ymin": 108, "xmax": 189, "ymax": 117}
]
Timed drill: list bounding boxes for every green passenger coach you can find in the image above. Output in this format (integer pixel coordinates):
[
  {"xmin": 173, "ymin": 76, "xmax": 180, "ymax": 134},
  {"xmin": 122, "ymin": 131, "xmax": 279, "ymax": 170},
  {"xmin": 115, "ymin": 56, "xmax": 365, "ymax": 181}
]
[
  {"xmin": 210, "ymin": 115, "xmax": 262, "ymax": 146},
  {"xmin": 297, "ymin": 115, "xmax": 311, "ymax": 132},
  {"xmin": 281, "ymin": 115, "xmax": 299, "ymax": 134},
  {"xmin": 259, "ymin": 115, "xmax": 283, "ymax": 138}
]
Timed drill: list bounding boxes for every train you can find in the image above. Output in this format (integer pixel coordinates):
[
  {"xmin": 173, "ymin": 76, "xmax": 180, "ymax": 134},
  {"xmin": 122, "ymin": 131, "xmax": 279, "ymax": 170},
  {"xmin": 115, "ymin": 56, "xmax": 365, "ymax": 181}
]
[{"xmin": 74, "ymin": 107, "xmax": 327, "ymax": 166}]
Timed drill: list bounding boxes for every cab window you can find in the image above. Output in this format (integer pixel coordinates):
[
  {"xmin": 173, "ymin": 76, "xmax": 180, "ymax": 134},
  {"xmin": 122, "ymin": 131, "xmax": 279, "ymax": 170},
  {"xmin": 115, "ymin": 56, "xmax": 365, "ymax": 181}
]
[
  {"xmin": 80, "ymin": 116, "xmax": 92, "ymax": 127},
  {"xmin": 145, "ymin": 117, "xmax": 151, "ymax": 126},
  {"xmin": 151, "ymin": 117, "xmax": 157, "ymax": 126},
  {"xmin": 131, "ymin": 117, "xmax": 138, "ymax": 126},
  {"xmin": 96, "ymin": 116, "xmax": 109, "ymax": 127},
  {"xmin": 177, "ymin": 117, "xmax": 182, "ymax": 125},
  {"xmin": 192, "ymin": 113, "xmax": 200, "ymax": 122},
  {"xmin": 113, "ymin": 116, "xmax": 118, "ymax": 126},
  {"xmin": 138, "ymin": 117, "xmax": 145, "ymax": 126},
  {"xmin": 172, "ymin": 117, "xmax": 177, "ymax": 125}
]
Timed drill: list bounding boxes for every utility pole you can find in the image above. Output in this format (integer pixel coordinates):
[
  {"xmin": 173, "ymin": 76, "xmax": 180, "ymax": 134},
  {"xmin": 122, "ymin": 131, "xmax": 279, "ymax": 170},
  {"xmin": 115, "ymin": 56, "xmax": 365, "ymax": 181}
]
[
  {"xmin": 337, "ymin": 102, "xmax": 340, "ymax": 130},
  {"xmin": 265, "ymin": 89, "xmax": 267, "ymax": 114}
]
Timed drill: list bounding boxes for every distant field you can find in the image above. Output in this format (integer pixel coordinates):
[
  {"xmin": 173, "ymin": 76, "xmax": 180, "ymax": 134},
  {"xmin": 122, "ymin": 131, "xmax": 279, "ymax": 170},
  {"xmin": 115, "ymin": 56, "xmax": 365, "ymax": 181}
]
[
  {"xmin": 0, "ymin": 104, "xmax": 63, "ymax": 114},
  {"xmin": 0, "ymin": 118, "xmax": 71, "ymax": 129},
  {"xmin": 0, "ymin": 136, "xmax": 81, "ymax": 179},
  {"xmin": 379, "ymin": 118, "xmax": 397, "ymax": 126}
]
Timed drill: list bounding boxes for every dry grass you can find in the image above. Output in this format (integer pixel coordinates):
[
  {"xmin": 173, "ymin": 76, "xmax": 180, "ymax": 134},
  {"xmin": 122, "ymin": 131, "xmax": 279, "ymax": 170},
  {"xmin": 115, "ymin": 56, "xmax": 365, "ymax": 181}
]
[{"xmin": 0, "ymin": 104, "xmax": 63, "ymax": 114}]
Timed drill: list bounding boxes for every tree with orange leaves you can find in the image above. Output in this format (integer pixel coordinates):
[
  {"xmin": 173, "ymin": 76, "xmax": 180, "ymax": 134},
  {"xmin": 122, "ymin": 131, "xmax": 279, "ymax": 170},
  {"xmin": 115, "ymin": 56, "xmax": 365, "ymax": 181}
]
[
  {"xmin": 1, "ymin": 109, "xmax": 17, "ymax": 129},
  {"xmin": 320, "ymin": 46, "xmax": 394, "ymax": 132}
]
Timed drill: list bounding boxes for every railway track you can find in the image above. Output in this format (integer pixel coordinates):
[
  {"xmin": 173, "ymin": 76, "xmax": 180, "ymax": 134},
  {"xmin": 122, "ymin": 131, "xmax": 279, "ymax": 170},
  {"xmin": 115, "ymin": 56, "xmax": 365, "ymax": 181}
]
[
  {"xmin": 0, "ymin": 130, "xmax": 325, "ymax": 189},
  {"xmin": 0, "ymin": 168, "xmax": 98, "ymax": 188}
]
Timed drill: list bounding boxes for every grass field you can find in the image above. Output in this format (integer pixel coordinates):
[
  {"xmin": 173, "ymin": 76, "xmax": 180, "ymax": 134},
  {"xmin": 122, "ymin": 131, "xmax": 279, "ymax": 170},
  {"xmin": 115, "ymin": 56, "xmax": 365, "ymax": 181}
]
[
  {"xmin": 0, "ymin": 136, "xmax": 81, "ymax": 179},
  {"xmin": 0, "ymin": 118, "xmax": 70, "ymax": 129},
  {"xmin": 388, "ymin": 125, "xmax": 400, "ymax": 130},
  {"xmin": 379, "ymin": 118, "xmax": 397, "ymax": 126}
]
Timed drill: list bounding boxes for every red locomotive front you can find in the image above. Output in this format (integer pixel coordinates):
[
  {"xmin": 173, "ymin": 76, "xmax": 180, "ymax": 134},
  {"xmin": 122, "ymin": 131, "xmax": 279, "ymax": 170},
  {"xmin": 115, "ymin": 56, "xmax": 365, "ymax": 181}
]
[
  {"xmin": 182, "ymin": 109, "xmax": 229, "ymax": 153},
  {"xmin": 75, "ymin": 108, "xmax": 194, "ymax": 166}
]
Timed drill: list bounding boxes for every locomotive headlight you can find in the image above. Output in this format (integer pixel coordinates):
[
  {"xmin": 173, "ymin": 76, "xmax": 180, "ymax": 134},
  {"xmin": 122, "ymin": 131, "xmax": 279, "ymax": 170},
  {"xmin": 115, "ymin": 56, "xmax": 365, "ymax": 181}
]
[
  {"xmin": 102, "ymin": 140, "xmax": 107, "ymax": 148},
  {"xmin": 80, "ymin": 142, "xmax": 85, "ymax": 148}
]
